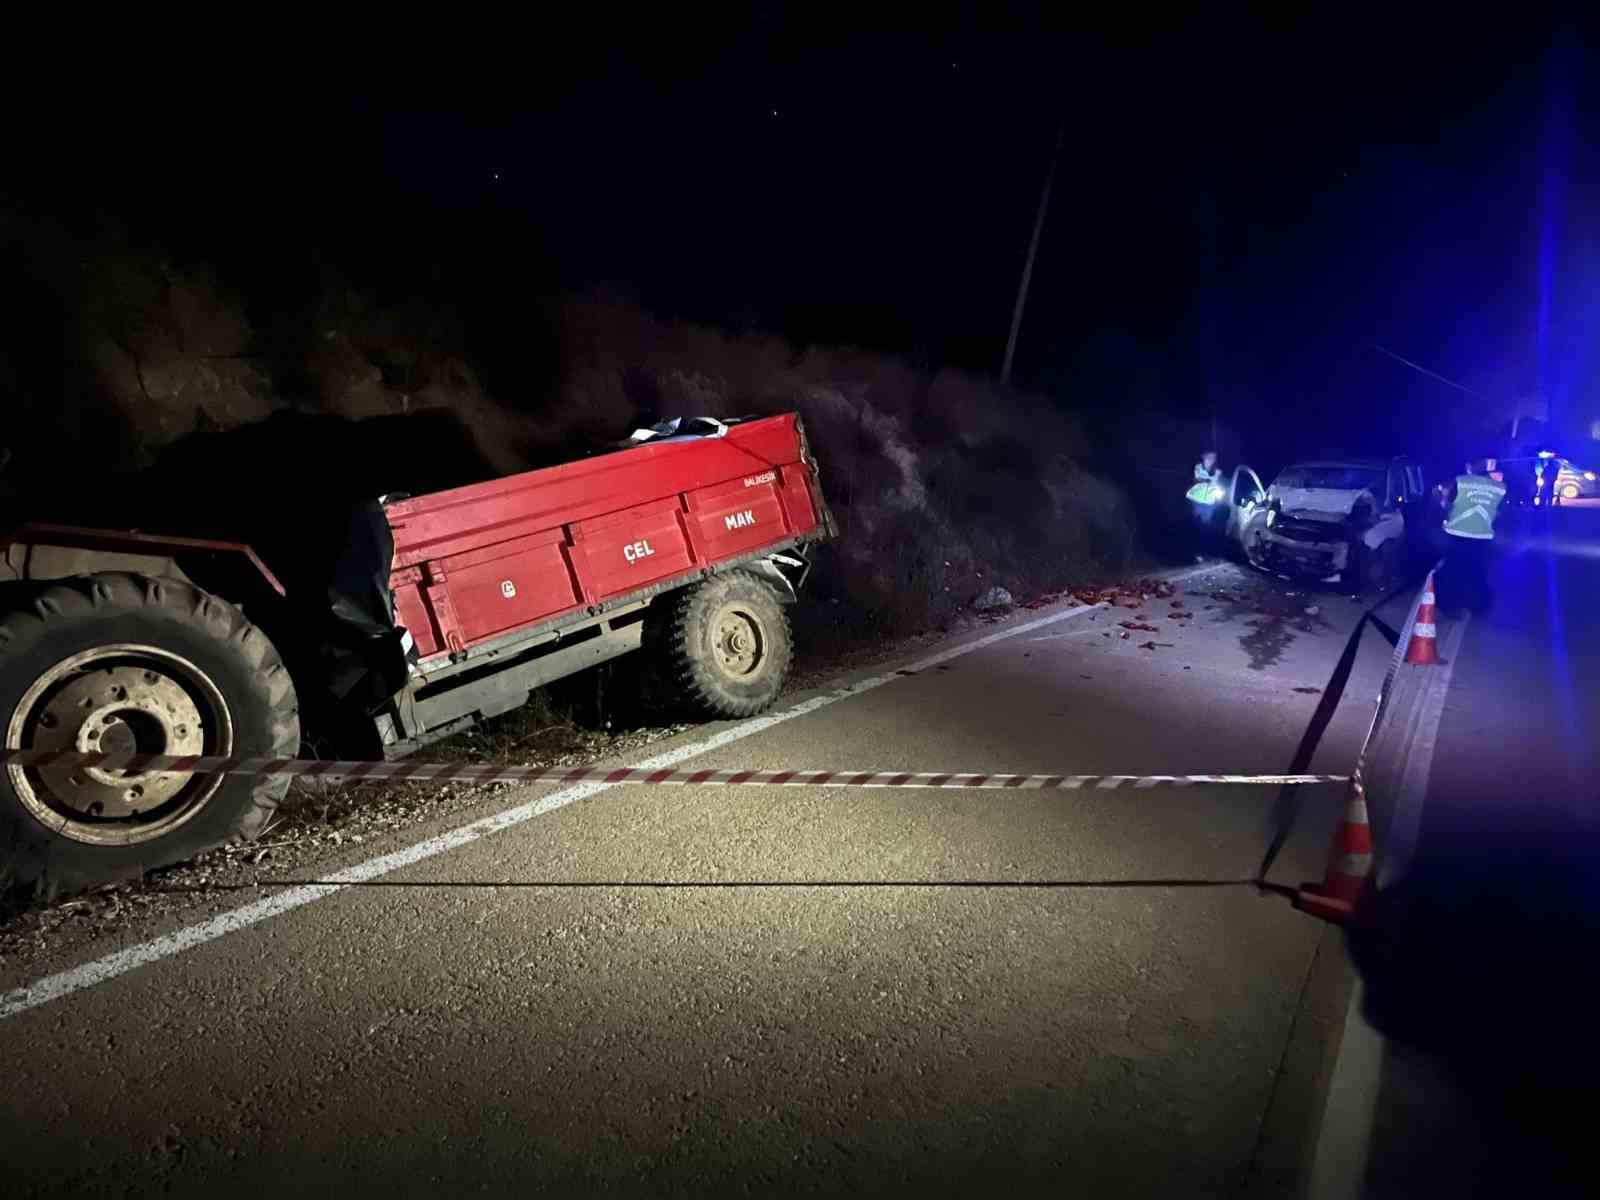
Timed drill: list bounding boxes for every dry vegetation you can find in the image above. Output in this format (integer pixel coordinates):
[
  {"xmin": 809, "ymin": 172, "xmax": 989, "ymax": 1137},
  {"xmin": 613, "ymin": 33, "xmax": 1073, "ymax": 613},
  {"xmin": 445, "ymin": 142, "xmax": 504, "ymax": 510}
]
[
  {"xmin": 1, "ymin": 226, "xmax": 1135, "ymax": 650},
  {"xmin": 548, "ymin": 295, "xmax": 1136, "ymax": 652}
]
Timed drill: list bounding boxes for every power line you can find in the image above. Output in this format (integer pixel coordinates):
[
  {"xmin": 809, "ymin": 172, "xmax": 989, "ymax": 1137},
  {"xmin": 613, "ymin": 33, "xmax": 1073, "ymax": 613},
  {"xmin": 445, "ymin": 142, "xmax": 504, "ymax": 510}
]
[{"xmin": 1368, "ymin": 343, "xmax": 1487, "ymax": 399}]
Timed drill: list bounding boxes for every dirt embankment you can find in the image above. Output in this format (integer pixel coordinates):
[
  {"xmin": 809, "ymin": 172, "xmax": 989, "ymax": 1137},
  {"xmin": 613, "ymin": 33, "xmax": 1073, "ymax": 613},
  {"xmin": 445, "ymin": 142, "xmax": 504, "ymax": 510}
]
[{"xmin": 0, "ymin": 224, "xmax": 1134, "ymax": 649}]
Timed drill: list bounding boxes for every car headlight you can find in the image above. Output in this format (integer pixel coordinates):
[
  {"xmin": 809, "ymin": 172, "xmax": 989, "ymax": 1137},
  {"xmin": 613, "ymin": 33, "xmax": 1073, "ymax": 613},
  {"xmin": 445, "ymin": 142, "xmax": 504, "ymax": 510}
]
[{"xmin": 1586, "ymin": 471, "xmax": 1596, "ymax": 482}]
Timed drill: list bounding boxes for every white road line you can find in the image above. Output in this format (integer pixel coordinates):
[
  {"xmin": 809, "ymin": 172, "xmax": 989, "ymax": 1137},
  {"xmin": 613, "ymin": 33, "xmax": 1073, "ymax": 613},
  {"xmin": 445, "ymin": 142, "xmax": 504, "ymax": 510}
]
[
  {"xmin": 1, "ymin": 599, "xmax": 1110, "ymax": 1020},
  {"xmin": 1026, "ymin": 624, "xmax": 1107, "ymax": 643}
]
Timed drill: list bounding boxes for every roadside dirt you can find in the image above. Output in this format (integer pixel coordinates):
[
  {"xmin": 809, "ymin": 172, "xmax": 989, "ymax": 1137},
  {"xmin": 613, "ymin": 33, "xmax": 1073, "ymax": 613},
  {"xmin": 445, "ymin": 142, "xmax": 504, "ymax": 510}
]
[{"xmin": 0, "ymin": 703, "xmax": 693, "ymax": 975}]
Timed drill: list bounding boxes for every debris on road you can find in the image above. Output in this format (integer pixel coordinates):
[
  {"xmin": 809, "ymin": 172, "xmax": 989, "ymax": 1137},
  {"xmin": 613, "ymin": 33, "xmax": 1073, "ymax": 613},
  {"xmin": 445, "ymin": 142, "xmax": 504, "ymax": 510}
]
[
  {"xmin": 974, "ymin": 586, "xmax": 1014, "ymax": 612},
  {"xmin": 1119, "ymin": 621, "xmax": 1160, "ymax": 633},
  {"xmin": 1070, "ymin": 577, "xmax": 1178, "ymax": 609},
  {"xmin": 1293, "ymin": 686, "xmax": 1322, "ymax": 694},
  {"xmin": 1137, "ymin": 641, "xmax": 1175, "ymax": 650}
]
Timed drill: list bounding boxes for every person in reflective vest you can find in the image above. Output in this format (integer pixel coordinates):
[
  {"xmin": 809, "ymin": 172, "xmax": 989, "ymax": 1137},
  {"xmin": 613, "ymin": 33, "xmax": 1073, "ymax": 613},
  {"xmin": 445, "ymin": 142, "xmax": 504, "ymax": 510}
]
[
  {"xmin": 1439, "ymin": 459, "xmax": 1506, "ymax": 614},
  {"xmin": 1186, "ymin": 450, "xmax": 1224, "ymax": 561}
]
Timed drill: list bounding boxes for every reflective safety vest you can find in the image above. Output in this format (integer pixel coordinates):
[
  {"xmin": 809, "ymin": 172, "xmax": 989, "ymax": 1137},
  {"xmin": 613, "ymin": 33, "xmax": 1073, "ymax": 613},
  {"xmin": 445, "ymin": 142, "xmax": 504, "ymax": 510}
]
[
  {"xmin": 1186, "ymin": 464, "xmax": 1224, "ymax": 505},
  {"xmin": 1445, "ymin": 474, "xmax": 1506, "ymax": 540}
]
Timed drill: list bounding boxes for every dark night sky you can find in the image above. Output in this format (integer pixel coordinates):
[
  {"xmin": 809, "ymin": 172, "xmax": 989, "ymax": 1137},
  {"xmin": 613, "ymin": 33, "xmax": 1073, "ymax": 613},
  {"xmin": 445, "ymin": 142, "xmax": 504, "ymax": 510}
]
[{"xmin": 9, "ymin": 8, "xmax": 1599, "ymax": 457}]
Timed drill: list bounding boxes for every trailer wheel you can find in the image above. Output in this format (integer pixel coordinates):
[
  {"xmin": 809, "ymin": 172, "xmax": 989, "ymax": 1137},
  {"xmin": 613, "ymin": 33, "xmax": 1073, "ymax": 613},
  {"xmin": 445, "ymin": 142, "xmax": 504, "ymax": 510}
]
[
  {"xmin": 655, "ymin": 572, "xmax": 793, "ymax": 718},
  {"xmin": 0, "ymin": 573, "xmax": 299, "ymax": 896}
]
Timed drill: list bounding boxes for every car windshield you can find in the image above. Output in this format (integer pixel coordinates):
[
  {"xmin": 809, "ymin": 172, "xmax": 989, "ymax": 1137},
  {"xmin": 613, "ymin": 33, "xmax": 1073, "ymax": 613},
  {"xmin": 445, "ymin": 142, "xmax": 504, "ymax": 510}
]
[{"xmin": 1274, "ymin": 466, "xmax": 1384, "ymax": 492}]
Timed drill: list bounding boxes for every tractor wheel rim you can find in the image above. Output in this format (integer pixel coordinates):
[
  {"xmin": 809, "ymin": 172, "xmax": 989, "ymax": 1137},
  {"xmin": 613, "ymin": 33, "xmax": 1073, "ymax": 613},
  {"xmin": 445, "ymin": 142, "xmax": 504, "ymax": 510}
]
[
  {"xmin": 712, "ymin": 608, "xmax": 766, "ymax": 678},
  {"xmin": 6, "ymin": 644, "xmax": 233, "ymax": 846}
]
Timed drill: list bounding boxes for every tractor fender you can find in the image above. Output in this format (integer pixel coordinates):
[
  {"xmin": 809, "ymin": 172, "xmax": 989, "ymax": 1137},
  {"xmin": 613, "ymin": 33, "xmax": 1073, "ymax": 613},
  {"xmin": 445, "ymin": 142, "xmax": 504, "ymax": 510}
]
[{"xmin": 0, "ymin": 523, "xmax": 286, "ymax": 597}]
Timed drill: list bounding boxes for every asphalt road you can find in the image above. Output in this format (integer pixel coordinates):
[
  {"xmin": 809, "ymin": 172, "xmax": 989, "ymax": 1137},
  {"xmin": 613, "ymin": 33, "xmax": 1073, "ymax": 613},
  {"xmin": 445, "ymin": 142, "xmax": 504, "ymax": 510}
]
[
  {"xmin": 0, "ymin": 561, "xmax": 1413, "ymax": 1198},
  {"xmin": 1332, "ymin": 501, "xmax": 1600, "ymax": 1198}
]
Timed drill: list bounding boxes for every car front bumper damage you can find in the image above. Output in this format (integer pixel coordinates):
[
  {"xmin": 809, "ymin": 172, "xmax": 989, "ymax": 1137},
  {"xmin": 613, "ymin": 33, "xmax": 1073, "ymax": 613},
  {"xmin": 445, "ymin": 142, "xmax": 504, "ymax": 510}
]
[{"xmin": 1258, "ymin": 526, "xmax": 1352, "ymax": 580}]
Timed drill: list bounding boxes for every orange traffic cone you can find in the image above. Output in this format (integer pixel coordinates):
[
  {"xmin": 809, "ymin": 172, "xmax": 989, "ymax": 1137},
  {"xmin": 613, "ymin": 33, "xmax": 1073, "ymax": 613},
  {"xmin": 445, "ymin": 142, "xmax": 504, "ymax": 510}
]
[
  {"xmin": 1295, "ymin": 778, "xmax": 1374, "ymax": 923},
  {"xmin": 1404, "ymin": 571, "xmax": 1438, "ymax": 665}
]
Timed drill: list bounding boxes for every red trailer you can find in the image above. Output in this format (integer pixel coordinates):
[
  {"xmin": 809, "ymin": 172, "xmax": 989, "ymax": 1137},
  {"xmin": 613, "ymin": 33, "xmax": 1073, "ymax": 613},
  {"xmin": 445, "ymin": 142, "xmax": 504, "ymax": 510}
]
[
  {"xmin": 378, "ymin": 413, "xmax": 833, "ymax": 748},
  {"xmin": 0, "ymin": 413, "xmax": 834, "ymax": 892}
]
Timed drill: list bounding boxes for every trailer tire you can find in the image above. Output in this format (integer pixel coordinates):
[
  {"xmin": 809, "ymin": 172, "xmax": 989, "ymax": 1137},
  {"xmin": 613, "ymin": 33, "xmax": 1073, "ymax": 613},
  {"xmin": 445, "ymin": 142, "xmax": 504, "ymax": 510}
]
[
  {"xmin": 0, "ymin": 573, "xmax": 300, "ymax": 897},
  {"xmin": 653, "ymin": 572, "xmax": 792, "ymax": 718}
]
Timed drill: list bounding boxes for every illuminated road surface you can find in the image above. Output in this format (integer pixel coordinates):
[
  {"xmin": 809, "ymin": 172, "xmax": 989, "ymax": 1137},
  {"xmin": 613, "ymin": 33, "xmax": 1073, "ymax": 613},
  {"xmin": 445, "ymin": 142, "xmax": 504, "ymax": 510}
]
[{"xmin": 0, "ymin": 562, "xmax": 1417, "ymax": 1198}]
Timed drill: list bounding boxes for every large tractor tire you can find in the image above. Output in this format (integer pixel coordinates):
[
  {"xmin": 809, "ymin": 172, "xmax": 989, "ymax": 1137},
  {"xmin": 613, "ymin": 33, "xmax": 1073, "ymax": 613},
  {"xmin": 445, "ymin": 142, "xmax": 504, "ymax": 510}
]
[
  {"xmin": 648, "ymin": 572, "xmax": 793, "ymax": 718},
  {"xmin": 0, "ymin": 573, "xmax": 300, "ymax": 896}
]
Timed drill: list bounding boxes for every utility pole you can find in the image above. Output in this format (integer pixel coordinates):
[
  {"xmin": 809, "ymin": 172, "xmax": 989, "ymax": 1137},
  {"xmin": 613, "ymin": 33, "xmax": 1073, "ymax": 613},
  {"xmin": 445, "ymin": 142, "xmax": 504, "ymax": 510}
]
[{"xmin": 1001, "ymin": 119, "xmax": 1065, "ymax": 387}]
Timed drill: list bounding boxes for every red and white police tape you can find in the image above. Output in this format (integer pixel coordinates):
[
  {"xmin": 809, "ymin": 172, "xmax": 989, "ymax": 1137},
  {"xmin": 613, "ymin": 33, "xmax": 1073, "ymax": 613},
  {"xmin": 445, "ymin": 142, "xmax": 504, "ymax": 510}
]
[{"xmin": 0, "ymin": 749, "xmax": 1345, "ymax": 790}]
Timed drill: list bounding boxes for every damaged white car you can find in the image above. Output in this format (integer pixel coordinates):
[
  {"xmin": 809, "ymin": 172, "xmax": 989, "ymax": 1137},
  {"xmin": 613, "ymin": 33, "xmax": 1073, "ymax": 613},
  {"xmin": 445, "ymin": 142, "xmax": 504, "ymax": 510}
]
[{"xmin": 1232, "ymin": 459, "xmax": 1425, "ymax": 591}]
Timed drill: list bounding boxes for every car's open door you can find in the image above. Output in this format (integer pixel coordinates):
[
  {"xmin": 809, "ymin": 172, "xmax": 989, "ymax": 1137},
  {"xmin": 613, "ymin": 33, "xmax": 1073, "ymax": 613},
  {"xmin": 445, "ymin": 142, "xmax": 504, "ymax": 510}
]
[{"xmin": 1227, "ymin": 465, "xmax": 1267, "ymax": 548}]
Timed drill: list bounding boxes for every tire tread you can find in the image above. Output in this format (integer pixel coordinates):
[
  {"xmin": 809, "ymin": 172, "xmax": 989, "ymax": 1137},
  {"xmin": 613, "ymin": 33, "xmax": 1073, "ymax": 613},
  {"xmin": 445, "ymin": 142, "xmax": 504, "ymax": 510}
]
[
  {"xmin": 0, "ymin": 573, "xmax": 300, "ymax": 895},
  {"xmin": 654, "ymin": 573, "xmax": 793, "ymax": 719}
]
